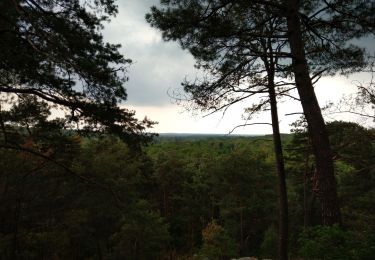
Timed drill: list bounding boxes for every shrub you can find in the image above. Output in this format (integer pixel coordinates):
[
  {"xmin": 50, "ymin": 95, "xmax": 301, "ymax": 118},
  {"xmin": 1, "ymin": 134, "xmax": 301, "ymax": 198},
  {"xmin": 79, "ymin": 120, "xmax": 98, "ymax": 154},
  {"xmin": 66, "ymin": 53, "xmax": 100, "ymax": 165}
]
[
  {"xmin": 199, "ymin": 221, "xmax": 238, "ymax": 260},
  {"xmin": 298, "ymin": 225, "xmax": 355, "ymax": 260}
]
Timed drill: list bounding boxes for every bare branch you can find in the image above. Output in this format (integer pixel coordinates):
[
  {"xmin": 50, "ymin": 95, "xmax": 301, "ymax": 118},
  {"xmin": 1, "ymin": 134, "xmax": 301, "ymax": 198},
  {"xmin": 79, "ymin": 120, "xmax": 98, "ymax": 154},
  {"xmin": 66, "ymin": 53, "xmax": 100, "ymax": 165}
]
[
  {"xmin": 285, "ymin": 112, "xmax": 304, "ymax": 116},
  {"xmin": 229, "ymin": 122, "xmax": 272, "ymax": 134}
]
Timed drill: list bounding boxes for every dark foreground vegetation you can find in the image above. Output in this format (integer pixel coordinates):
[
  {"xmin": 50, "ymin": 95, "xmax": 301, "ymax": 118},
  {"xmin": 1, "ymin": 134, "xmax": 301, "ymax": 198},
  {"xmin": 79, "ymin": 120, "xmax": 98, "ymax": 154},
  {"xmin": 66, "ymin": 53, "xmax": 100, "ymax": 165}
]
[{"xmin": 1, "ymin": 119, "xmax": 374, "ymax": 259}]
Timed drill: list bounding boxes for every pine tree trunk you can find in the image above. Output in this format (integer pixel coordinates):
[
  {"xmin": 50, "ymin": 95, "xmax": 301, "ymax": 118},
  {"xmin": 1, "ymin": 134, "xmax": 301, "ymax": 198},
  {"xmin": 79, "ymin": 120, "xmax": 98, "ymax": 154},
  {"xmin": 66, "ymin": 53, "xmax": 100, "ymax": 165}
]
[
  {"xmin": 262, "ymin": 35, "xmax": 289, "ymax": 259},
  {"xmin": 268, "ymin": 76, "xmax": 289, "ymax": 260},
  {"xmin": 303, "ymin": 157, "xmax": 314, "ymax": 228},
  {"xmin": 285, "ymin": 0, "xmax": 341, "ymax": 225}
]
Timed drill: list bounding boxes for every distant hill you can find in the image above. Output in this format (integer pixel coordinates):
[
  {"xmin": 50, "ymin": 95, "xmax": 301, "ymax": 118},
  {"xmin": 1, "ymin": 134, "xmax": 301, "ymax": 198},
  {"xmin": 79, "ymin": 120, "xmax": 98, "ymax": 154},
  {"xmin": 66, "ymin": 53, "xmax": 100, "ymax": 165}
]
[{"xmin": 153, "ymin": 133, "xmax": 291, "ymax": 142}]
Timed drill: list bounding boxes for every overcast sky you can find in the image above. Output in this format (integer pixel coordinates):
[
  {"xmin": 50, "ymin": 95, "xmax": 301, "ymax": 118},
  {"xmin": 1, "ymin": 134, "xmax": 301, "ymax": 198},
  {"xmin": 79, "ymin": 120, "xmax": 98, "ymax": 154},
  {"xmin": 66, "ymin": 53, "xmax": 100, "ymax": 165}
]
[{"xmin": 102, "ymin": 1, "xmax": 372, "ymax": 134}]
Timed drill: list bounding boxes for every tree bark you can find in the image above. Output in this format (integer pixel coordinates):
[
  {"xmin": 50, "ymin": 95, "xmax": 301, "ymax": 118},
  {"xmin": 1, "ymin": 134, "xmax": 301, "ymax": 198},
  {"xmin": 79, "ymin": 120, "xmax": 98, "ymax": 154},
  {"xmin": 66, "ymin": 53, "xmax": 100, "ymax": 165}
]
[
  {"xmin": 303, "ymin": 157, "xmax": 314, "ymax": 228},
  {"xmin": 285, "ymin": 0, "xmax": 341, "ymax": 225},
  {"xmin": 268, "ymin": 74, "xmax": 289, "ymax": 260},
  {"xmin": 262, "ymin": 34, "xmax": 289, "ymax": 259},
  {"xmin": 261, "ymin": 37, "xmax": 288, "ymax": 258}
]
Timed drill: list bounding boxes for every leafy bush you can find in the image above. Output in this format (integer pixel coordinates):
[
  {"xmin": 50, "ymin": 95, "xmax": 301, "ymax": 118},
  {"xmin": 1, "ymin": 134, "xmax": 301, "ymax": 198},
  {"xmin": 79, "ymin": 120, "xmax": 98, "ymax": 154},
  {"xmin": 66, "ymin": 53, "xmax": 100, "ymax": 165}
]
[
  {"xmin": 199, "ymin": 221, "xmax": 238, "ymax": 260},
  {"xmin": 298, "ymin": 225, "xmax": 356, "ymax": 260},
  {"xmin": 111, "ymin": 200, "xmax": 170, "ymax": 260},
  {"xmin": 260, "ymin": 225, "xmax": 278, "ymax": 259}
]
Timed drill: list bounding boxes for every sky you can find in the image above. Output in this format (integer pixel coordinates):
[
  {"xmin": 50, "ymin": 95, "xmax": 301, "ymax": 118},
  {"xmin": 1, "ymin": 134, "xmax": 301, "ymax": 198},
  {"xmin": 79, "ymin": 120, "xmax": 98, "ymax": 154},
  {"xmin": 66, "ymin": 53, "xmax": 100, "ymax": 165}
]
[{"xmin": 102, "ymin": 1, "xmax": 372, "ymax": 135}]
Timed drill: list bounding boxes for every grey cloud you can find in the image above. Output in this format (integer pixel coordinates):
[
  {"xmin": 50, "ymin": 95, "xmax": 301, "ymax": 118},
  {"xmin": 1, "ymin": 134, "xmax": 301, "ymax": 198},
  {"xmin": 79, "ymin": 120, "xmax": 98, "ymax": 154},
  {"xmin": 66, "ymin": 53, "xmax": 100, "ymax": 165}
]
[
  {"xmin": 103, "ymin": 0, "xmax": 196, "ymax": 106},
  {"xmin": 125, "ymin": 42, "xmax": 197, "ymax": 106},
  {"xmin": 105, "ymin": 1, "xmax": 375, "ymax": 108}
]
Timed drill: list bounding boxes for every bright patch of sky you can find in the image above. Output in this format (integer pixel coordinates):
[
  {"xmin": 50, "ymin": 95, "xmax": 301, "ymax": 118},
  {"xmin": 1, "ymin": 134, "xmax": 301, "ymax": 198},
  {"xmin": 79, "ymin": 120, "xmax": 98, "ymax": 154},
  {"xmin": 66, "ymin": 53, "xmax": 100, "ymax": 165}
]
[{"xmin": 103, "ymin": 1, "xmax": 374, "ymax": 134}]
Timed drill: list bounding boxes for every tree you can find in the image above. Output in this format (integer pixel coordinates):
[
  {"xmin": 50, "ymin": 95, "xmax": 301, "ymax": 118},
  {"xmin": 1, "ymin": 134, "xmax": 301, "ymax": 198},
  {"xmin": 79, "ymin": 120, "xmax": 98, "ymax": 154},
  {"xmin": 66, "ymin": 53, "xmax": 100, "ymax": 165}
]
[
  {"xmin": 326, "ymin": 60, "xmax": 375, "ymax": 122},
  {"xmin": 326, "ymin": 122, "xmax": 375, "ymax": 236},
  {"xmin": 111, "ymin": 200, "xmax": 170, "ymax": 260},
  {"xmin": 0, "ymin": 107, "xmax": 82, "ymax": 259},
  {"xmin": 208, "ymin": 146, "xmax": 277, "ymax": 256},
  {"xmin": 286, "ymin": 117, "xmax": 317, "ymax": 229},
  {"xmin": 0, "ymin": 135, "xmax": 164, "ymax": 259},
  {"xmin": 146, "ymin": 137, "xmax": 279, "ymax": 257},
  {"xmin": 147, "ymin": 3, "xmax": 294, "ymax": 258},
  {"xmin": 0, "ymin": 0, "xmax": 153, "ymax": 145},
  {"xmin": 199, "ymin": 220, "xmax": 238, "ymax": 260},
  {"xmin": 147, "ymin": 0, "xmax": 375, "ymax": 230},
  {"xmin": 287, "ymin": 120, "xmax": 375, "ymax": 258}
]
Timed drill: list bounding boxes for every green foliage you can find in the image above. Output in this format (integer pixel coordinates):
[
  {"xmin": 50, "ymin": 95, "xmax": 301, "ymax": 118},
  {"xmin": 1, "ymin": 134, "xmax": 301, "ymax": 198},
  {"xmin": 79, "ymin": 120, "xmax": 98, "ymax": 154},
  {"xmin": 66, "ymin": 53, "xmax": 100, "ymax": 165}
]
[
  {"xmin": 0, "ymin": 136, "xmax": 162, "ymax": 259},
  {"xmin": 327, "ymin": 121, "xmax": 374, "ymax": 169},
  {"xmin": 111, "ymin": 200, "xmax": 170, "ymax": 260},
  {"xmin": 199, "ymin": 221, "xmax": 238, "ymax": 260},
  {"xmin": 260, "ymin": 225, "xmax": 278, "ymax": 259},
  {"xmin": 354, "ymin": 233, "xmax": 375, "ymax": 260},
  {"xmin": 0, "ymin": 124, "xmax": 374, "ymax": 259},
  {"xmin": 288, "ymin": 120, "xmax": 375, "ymax": 259},
  {"xmin": 146, "ymin": 136, "xmax": 278, "ymax": 257},
  {"xmin": 298, "ymin": 225, "xmax": 357, "ymax": 260}
]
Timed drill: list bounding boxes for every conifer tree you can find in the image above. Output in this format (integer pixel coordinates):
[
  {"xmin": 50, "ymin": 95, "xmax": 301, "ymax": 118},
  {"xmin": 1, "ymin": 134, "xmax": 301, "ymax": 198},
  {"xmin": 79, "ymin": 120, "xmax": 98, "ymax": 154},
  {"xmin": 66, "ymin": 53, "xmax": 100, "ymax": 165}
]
[
  {"xmin": 147, "ymin": 1, "xmax": 374, "ymax": 235},
  {"xmin": 0, "ymin": 0, "xmax": 153, "ymax": 145}
]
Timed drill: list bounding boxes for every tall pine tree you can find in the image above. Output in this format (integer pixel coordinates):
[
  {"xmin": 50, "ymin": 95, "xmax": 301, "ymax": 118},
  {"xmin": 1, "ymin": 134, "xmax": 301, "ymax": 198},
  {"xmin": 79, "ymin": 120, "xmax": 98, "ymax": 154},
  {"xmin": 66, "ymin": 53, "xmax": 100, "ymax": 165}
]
[
  {"xmin": 147, "ymin": 0, "xmax": 374, "ymax": 230},
  {"xmin": 0, "ymin": 0, "xmax": 153, "ymax": 145}
]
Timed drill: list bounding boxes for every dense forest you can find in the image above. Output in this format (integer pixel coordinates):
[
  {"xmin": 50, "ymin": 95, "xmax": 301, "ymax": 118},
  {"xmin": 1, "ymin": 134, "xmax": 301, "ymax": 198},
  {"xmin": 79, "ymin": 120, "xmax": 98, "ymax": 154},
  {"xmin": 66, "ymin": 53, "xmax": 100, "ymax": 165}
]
[
  {"xmin": 1, "ymin": 0, "xmax": 375, "ymax": 259},
  {"xmin": 0, "ymin": 118, "xmax": 374, "ymax": 259}
]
